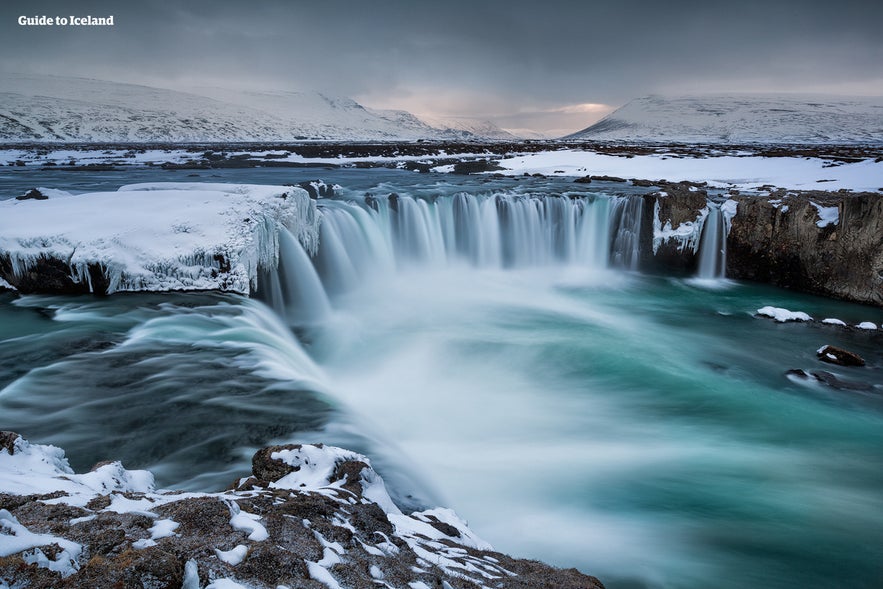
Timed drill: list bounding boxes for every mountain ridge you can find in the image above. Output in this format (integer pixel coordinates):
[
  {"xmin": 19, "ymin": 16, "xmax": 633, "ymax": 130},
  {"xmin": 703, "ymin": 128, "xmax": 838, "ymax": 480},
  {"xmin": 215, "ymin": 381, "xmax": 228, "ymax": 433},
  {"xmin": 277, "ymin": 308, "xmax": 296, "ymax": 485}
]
[
  {"xmin": 566, "ymin": 94, "xmax": 883, "ymax": 144},
  {"xmin": 0, "ymin": 74, "xmax": 514, "ymax": 142}
]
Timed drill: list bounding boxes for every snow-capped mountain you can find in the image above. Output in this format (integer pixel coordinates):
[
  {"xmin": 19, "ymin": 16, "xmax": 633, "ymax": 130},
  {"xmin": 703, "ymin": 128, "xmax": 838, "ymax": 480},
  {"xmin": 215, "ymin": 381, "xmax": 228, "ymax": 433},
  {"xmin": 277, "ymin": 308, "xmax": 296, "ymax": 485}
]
[
  {"xmin": 566, "ymin": 94, "xmax": 883, "ymax": 144},
  {"xmin": 415, "ymin": 115, "xmax": 517, "ymax": 140},
  {"xmin": 0, "ymin": 74, "xmax": 503, "ymax": 142}
]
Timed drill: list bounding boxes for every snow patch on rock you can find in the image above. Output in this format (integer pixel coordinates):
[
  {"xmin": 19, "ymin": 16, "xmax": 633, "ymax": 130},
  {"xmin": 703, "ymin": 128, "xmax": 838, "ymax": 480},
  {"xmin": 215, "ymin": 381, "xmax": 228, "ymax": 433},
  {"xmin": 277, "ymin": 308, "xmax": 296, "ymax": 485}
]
[{"xmin": 756, "ymin": 306, "xmax": 813, "ymax": 322}]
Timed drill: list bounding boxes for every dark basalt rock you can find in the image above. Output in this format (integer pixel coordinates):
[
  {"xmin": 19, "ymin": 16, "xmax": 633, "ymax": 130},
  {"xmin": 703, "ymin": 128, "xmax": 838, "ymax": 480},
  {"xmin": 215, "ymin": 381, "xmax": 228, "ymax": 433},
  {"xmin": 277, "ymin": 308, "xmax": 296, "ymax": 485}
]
[
  {"xmin": 817, "ymin": 345, "xmax": 866, "ymax": 367},
  {"xmin": 297, "ymin": 180, "xmax": 335, "ymax": 199},
  {"xmin": 639, "ymin": 182, "xmax": 709, "ymax": 274},
  {"xmin": 0, "ymin": 430, "xmax": 19, "ymax": 454},
  {"xmin": 811, "ymin": 371, "xmax": 874, "ymax": 392},
  {"xmin": 252, "ymin": 444, "xmax": 306, "ymax": 482},
  {"xmin": 0, "ymin": 254, "xmax": 111, "ymax": 295},
  {"xmin": 726, "ymin": 191, "xmax": 883, "ymax": 306},
  {"xmin": 451, "ymin": 159, "xmax": 503, "ymax": 174},
  {"xmin": 16, "ymin": 188, "xmax": 47, "ymax": 200}
]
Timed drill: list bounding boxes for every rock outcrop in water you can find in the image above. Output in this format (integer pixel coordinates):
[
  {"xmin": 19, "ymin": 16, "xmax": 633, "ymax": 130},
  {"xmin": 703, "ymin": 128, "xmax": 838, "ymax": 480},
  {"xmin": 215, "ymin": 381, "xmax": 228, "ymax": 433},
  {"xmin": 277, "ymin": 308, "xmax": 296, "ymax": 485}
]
[
  {"xmin": 0, "ymin": 433, "xmax": 605, "ymax": 589},
  {"xmin": 639, "ymin": 185, "xmax": 883, "ymax": 307},
  {"xmin": 726, "ymin": 191, "xmax": 883, "ymax": 306},
  {"xmin": 640, "ymin": 182, "xmax": 709, "ymax": 273}
]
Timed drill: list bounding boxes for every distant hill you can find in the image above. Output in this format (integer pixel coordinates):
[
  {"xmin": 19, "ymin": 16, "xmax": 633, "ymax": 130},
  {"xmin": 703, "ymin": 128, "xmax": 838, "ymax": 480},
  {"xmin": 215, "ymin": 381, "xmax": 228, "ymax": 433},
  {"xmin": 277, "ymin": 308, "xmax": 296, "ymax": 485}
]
[
  {"xmin": 0, "ymin": 74, "xmax": 510, "ymax": 142},
  {"xmin": 566, "ymin": 94, "xmax": 883, "ymax": 144}
]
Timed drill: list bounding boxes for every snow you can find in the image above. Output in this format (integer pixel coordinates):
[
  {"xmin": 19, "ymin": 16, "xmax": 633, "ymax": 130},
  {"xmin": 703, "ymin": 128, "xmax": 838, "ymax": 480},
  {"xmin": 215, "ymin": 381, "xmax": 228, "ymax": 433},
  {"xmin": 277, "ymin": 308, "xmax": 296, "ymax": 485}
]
[
  {"xmin": 493, "ymin": 150, "xmax": 883, "ymax": 192},
  {"xmin": 228, "ymin": 503, "xmax": 269, "ymax": 542},
  {"xmin": 856, "ymin": 322, "xmax": 878, "ymax": 330},
  {"xmin": 568, "ymin": 94, "xmax": 883, "ymax": 144},
  {"xmin": 215, "ymin": 545, "xmax": 249, "ymax": 566},
  {"xmin": 182, "ymin": 560, "xmax": 200, "ymax": 589},
  {"xmin": 822, "ymin": 318, "xmax": 847, "ymax": 326},
  {"xmin": 307, "ymin": 561, "xmax": 343, "ymax": 589},
  {"xmin": 0, "ymin": 183, "xmax": 318, "ymax": 294},
  {"xmin": 756, "ymin": 306, "xmax": 813, "ymax": 322},
  {"xmin": 809, "ymin": 202, "xmax": 840, "ymax": 227},
  {"xmin": 270, "ymin": 445, "xmax": 401, "ymax": 515},
  {"xmin": 206, "ymin": 579, "xmax": 254, "ymax": 589},
  {"xmin": 134, "ymin": 518, "xmax": 179, "ymax": 546},
  {"xmin": 0, "ymin": 510, "xmax": 82, "ymax": 577},
  {"xmin": 0, "ymin": 73, "xmax": 506, "ymax": 142},
  {"xmin": 0, "ymin": 435, "xmax": 154, "ymax": 505}
]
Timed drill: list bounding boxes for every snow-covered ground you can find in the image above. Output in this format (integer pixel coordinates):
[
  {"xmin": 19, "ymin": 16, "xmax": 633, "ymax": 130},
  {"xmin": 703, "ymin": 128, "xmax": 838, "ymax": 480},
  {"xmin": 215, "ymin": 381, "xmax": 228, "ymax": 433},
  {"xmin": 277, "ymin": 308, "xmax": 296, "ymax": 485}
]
[
  {"xmin": 568, "ymin": 94, "xmax": 883, "ymax": 144},
  {"xmin": 0, "ymin": 183, "xmax": 319, "ymax": 293},
  {"xmin": 486, "ymin": 150, "xmax": 883, "ymax": 191}
]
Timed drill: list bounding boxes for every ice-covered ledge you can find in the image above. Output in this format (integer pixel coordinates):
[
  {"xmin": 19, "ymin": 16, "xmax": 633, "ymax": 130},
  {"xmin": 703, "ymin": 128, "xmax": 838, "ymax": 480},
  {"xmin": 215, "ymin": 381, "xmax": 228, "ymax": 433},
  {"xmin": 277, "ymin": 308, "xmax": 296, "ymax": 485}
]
[{"xmin": 0, "ymin": 183, "xmax": 319, "ymax": 295}]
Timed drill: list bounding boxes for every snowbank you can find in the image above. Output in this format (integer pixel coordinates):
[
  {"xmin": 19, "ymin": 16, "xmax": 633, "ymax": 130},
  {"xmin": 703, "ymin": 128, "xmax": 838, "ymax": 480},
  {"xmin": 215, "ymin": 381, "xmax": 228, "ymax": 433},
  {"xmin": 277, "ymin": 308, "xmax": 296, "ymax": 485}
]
[{"xmin": 0, "ymin": 183, "xmax": 318, "ymax": 294}]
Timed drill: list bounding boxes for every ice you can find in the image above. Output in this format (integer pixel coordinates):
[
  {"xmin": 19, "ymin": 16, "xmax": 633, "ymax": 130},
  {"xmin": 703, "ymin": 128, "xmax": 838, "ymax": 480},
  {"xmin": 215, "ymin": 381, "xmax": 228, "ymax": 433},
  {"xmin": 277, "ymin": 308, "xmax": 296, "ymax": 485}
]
[
  {"xmin": 652, "ymin": 201, "xmax": 707, "ymax": 254},
  {"xmin": 756, "ymin": 306, "xmax": 813, "ymax": 322},
  {"xmin": 0, "ymin": 183, "xmax": 318, "ymax": 294},
  {"xmin": 856, "ymin": 322, "xmax": 878, "ymax": 330}
]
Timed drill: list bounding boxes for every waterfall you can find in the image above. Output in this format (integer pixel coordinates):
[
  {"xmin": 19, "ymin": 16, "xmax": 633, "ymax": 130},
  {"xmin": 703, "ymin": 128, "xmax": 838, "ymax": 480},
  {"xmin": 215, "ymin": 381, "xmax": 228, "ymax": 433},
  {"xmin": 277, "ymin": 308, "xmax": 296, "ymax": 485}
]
[
  {"xmin": 318, "ymin": 192, "xmax": 634, "ymax": 280},
  {"xmin": 696, "ymin": 204, "xmax": 726, "ymax": 279},
  {"xmin": 258, "ymin": 190, "xmax": 646, "ymax": 318},
  {"xmin": 608, "ymin": 197, "xmax": 643, "ymax": 270},
  {"xmin": 259, "ymin": 228, "xmax": 331, "ymax": 325}
]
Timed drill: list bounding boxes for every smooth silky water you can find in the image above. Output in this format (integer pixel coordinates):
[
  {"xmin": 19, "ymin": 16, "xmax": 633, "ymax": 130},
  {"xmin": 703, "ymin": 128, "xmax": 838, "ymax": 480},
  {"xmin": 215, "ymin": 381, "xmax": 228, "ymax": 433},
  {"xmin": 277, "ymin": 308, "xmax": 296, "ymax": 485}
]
[{"xmin": 1, "ymin": 170, "xmax": 881, "ymax": 589}]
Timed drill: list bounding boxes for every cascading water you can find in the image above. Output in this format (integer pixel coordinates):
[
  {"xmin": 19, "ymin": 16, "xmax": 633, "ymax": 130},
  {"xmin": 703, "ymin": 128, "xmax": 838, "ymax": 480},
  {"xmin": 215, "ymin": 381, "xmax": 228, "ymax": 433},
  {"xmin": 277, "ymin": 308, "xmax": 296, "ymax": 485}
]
[
  {"xmin": 608, "ymin": 197, "xmax": 643, "ymax": 270},
  {"xmin": 696, "ymin": 203, "xmax": 726, "ymax": 279},
  {"xmin": 258, "ymin": 228, "xmax": 331, "ymax": 325},
  {"xmin": 296, "ymin": 191, "xmax": 644, "ymax": 302}
]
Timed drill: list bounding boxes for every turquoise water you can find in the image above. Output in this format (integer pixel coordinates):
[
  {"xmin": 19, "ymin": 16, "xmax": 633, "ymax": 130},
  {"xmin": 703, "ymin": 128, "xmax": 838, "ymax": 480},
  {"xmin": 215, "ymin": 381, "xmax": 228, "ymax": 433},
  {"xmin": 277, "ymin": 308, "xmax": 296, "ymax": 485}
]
[{"xmin": 1, "ymin": 172, "xmax": 882, "ymax": 588}]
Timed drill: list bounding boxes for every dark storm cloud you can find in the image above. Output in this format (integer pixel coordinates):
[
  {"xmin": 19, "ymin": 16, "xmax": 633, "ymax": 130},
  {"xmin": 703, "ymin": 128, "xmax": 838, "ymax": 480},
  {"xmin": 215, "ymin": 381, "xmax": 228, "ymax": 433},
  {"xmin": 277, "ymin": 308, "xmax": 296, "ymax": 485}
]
[{"xmin": 2, "ymin": 0, "xmax": 881, "ymax": 131}]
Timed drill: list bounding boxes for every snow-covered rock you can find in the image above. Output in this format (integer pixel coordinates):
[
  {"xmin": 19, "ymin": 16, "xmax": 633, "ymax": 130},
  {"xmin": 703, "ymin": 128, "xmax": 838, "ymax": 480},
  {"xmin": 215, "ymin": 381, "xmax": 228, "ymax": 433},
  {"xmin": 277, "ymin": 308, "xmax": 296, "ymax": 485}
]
[
  {"xmin": 756, "ymin": 306, "xmax": 813, "ymax": 322},
  {"xmin": 567, "ymin": 94, "xmax": 883, "ymax": 144},
  {"xmin": 0, "ymin": 182, "xmax": 318, "ymax": 295},
  {"xmin": 0, "ymin": 433, "xmax": 604, "ymax": 589}
]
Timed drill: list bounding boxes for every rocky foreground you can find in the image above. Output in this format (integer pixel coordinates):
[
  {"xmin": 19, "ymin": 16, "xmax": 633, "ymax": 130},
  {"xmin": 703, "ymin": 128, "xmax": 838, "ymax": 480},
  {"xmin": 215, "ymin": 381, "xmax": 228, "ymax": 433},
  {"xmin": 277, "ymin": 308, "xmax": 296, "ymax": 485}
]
[{"xmin": 0, "ymin": 433, "xmax": 604, "ymax": 589}]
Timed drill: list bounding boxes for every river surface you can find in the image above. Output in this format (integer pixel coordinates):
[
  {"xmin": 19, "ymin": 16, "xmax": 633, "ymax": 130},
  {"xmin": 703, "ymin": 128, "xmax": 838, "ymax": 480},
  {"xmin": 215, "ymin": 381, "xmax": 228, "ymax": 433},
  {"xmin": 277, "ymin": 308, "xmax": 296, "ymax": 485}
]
[{"xmin": 1, "ymin": 168, "xmax": 882, "ymax": 589}]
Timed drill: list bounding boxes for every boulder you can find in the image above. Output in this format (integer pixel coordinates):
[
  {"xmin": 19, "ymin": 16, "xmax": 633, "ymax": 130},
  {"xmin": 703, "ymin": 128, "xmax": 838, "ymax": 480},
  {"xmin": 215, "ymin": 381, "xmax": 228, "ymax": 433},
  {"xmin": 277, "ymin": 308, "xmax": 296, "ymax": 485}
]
[
  {"xmin": 15, "ymin": 188, "xmax": 47, "ymax": 201},
  {"xmin": 817, "ymin": 345, "xmax": 866, "ymax": 367}
]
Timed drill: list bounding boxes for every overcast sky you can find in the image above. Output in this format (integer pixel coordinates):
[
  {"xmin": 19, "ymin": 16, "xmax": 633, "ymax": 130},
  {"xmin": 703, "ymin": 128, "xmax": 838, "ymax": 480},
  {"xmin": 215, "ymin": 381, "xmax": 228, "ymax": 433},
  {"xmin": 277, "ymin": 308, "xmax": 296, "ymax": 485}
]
[{"xmin": 2, "ymin": 0, "xmax": 881, "ymax": 134}]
